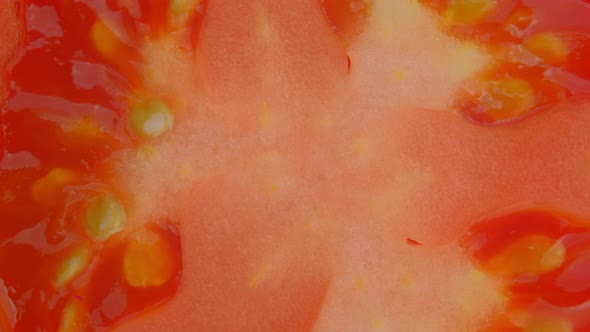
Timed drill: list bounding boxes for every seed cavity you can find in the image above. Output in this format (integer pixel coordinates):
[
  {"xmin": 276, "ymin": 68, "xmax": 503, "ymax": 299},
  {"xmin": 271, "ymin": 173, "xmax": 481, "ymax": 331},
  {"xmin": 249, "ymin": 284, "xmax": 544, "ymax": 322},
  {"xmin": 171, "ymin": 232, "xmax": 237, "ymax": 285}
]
[
  {"xmin": 84, "ymin": 194, "xmax": 126, "ymax": 242},
  {"xmin": 129, "ymin": 98, "xmax": 174, "ymax": 138},
  {"xmin": 123, "ymin": 230, "xmax": 175, "ymax": 288},
  {"xmin": 54, "ymin": 245, "xmax": 92, "ymax": 289}
]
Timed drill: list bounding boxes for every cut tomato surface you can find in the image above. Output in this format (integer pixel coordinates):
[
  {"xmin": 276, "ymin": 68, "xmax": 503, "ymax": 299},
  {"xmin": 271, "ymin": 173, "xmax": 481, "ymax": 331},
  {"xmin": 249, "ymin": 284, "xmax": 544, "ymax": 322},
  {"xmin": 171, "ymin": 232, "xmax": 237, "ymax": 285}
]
[{"xmin": 1, "ymin": 0, "xmax": 590, "ymax": 331}]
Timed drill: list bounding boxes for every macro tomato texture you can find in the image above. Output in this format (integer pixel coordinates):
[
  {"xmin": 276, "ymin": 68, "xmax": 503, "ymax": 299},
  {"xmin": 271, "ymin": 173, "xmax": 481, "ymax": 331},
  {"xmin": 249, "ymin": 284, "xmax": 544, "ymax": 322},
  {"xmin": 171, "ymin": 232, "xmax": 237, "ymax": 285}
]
[{"xmin": 1, "ymin": 0, "xmax": 590, "ymax": 331}]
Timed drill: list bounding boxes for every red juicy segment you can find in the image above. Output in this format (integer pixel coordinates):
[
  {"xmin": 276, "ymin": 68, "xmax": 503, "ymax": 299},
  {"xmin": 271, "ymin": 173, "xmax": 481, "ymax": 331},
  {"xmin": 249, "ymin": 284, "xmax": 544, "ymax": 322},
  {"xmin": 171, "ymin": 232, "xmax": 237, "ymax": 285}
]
[
  {"xmin": 420, "ymin": 0, "xmax": 590, "ymax": 124},
  {"xmin": 85, "ymin": 223, "xmax": 182, "ymax": 328},
  {"xmin": 462, "ymin": 207, "xmax": 590, "ymax": 331},
  {"xmin": 0, "ymin": 0, "xmax": 209, "ymax": 330}
]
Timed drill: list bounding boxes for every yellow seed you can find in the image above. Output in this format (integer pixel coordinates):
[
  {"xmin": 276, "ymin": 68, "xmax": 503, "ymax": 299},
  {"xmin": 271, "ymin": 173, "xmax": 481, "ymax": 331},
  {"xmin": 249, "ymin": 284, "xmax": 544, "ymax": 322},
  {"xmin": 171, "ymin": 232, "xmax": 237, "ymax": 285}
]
[
  {"xmin": 90, "ymin": 20, "xmax": 123, "ymax": 60},
  {"xmin": 58, "ymin": 300, "xmax": 85, "ymax": 332},
  {"xmin": 123, "ymin": 231, "xmax": 175, "ymax": 288},
  {"xmin": 540, "ymin": 242, "xmax": 567, "ymax": 269},
  {"xmin": 129, "ymin": 99, "xmax": 174, "ymax": 138},
  {"xmin": 524, "ymin": 33, "xmax": 570, "ymax": 65},
  {"xmin": 483, "ymin": 78, "xmax": 535, "ymax": 120},
  {"xmin": 84, "ymin": 194, "xmax": 126, "ymax": 242},
  {"xmin": 54, "ymin": 245, "xmax": 91, "ymax": 289},
  {"xmin": 487, "ymin": 234, "xmax": 566, "ymax": 277},
  {"xmin": 32, "ymin": 168, "xmax": 80, "ymax": 207},
  {"xmin": 443, "ymin": 0, "xmax": 497, "ymax": 26}
]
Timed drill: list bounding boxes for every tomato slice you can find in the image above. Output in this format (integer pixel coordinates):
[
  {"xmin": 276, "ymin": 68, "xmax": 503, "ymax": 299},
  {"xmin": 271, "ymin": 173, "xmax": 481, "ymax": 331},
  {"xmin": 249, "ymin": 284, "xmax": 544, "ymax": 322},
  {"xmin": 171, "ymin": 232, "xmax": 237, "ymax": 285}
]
[{"xmin": 0, "ymin": 0, "xmax": 590, "ymax": 331}]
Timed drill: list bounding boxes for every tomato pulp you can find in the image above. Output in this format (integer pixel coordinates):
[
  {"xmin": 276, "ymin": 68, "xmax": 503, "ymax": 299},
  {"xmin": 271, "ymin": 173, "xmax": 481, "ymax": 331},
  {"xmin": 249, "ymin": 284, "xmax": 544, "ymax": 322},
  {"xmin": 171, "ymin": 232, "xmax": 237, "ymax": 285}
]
[{"xmin": 1, "ymin": 0, "xmax": 590, "ymax": 331}]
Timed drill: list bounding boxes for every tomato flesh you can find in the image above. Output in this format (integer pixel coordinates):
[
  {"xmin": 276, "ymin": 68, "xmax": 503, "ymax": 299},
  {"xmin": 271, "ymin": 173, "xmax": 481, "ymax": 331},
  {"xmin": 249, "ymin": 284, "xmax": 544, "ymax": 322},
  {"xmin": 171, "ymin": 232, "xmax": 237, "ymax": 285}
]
[{"xmin": 0, "ymin": 0, "xmax": 589, "ymax": 331}]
